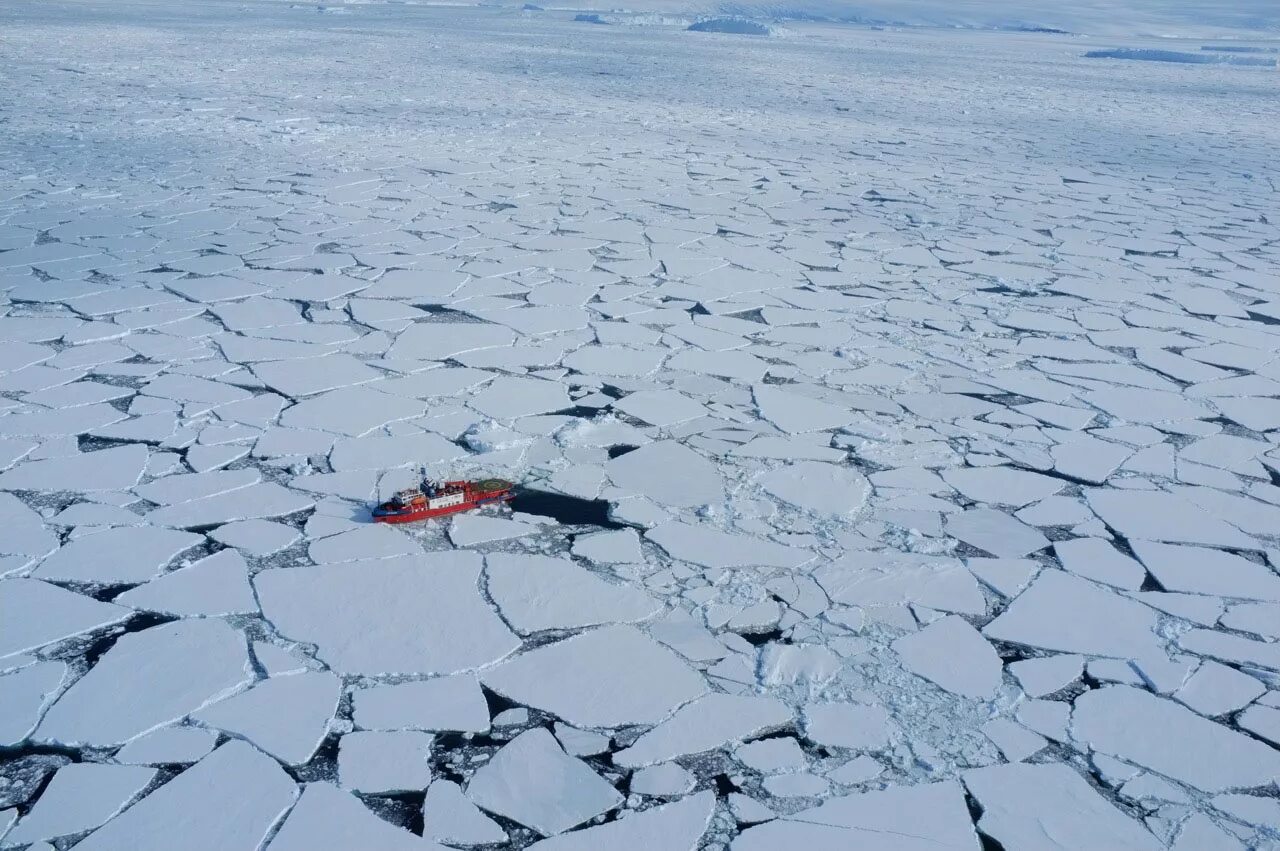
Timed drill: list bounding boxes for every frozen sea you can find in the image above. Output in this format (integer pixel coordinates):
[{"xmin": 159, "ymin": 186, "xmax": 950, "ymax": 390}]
[{"xmin": 1, "ymin": 0, "xmax": 1279, "ymax": 848}]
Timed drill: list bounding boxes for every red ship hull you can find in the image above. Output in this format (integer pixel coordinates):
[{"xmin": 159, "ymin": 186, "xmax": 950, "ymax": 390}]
[{"xmin": 372, "ymin": 479, "xmax": 514, "ymax": 524}]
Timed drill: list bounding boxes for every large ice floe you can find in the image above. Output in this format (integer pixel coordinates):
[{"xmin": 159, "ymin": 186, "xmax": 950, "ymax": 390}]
[{"xmin": 1, "ymin": 0, "xmax": 1279, "ymax": 847}]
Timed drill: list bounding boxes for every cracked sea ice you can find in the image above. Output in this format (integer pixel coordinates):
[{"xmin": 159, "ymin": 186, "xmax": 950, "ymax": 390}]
[{"xmin": 1, "ymin": 0, "xmax": 1279, "ymax": 849}]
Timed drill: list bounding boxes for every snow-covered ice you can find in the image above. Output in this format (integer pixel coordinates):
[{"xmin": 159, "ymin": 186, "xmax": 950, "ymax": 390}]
[
  {"xmin": 614, "ymin": 693, "xmax": 792, "ymax": 767},
  {"xmin": 4, "ymin": 0, "xmax": 1280, "ymax": 844},
  {"xmin": 31, "ymin": 526, "xmax": 202, "ymax": 583},
  {"xmin": 1073, "ymin": 686, "xmax": 1280, "ymax": 793},
  {"xmin": 73, "ymin": 741, "xmax": 296, "ymax": 851},
  {"xmin": 0, "ymin": 580, "xmax": 130, "ymax": 659},
  {"xmin": 115, "ymin": 548, "xmax": 257, "ymax": 617},
  {"xmin": 35, "ymin": 619, "xmax": 251, "ymax": 747},
  {"xmin": 964, "ymin": 763, "xmax": 1163, "ymax": 851},
  {"xmin": 268, "ymin": 781, "xmax": 442, "ymax": 851},
  {"xmin": 423, "ymin": 779, "xmax": 508, "ymax": 846},
  {"xmin": 525, "ymin": 791, "xmax": 714, "ymax": 850},
  {"xmin": 255, "ymin": 554, "xmax": 520, "ymax": 675},
  {"xmin": 892, "ymin": 615, "xmax": 1001, "ymax": 700},
  {"xmin": 732, "ymin": 781, "xmax": 978, "ymax": 850},
  {"xmin": 353, "ymin": 675, "xmax": 491, "ymax": 733},
  {"xmin": 482, "ymin": 625, "xmax": 707, "ymax": 728},
  {"xmin": 113, "ymin": 726, "xmax": 219, "ymax": 766},
  {"xmin": 2, "ymin": 763, "xmax": 156, "ymax": 847},
  {"xmin": 465, "ymin": 728, "xmax": 622, "ymax": 836},
  {"xmin": 338, "ymin": 730, "xmax": 434, "ymax": 794},
  {"xmin": 193, "ymin": 671, "xmax": 340, "ymax": 766},
  {"xmin": 484, "ymin": 552, "xmax": 660, "ymax": 634}
]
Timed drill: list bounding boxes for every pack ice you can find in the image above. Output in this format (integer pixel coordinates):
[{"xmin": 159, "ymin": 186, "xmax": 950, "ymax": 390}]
[{"xmin": 3, "ymin": 0, "xmax": 1279, "ymax": 847}]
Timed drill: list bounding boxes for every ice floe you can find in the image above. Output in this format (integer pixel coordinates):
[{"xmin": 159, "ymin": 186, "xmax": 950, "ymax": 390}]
[
  {"xmin": 983, "ymin": 570, "xmax": 1159, "ymax": 658},
  {"xmin": 32, "ymin": 526, "xmax": 202, "ymax": 584},
  {"xmin": 759, "ymin": 461, "xmax": 871, "ymax": 516},
  {"xmin": 732, "ymin": 781, "xmax": 977, "ymax": 850},
  {"xmin": 338, "ymin": 730, "xmax": 434, "ymax": 794},
  {"xmin": 964, "ymin": 763, "xmax": 1162, "ymax": 851},
  {"xmin": 465, "ymin": 728, "xmax": 622, "ymax": 836},
  {"xmin": 352, "ymin": 675, "xmax": 490, "ymax": 733},
  {"xmin": 422, "ymin": 780, "xmax": 507, "ymax": 847},
  {"xmin": 484, "ymin": 552, "xmax": 660, "ymax": 634},
  {"xmin": 7, "ymin": 4, "xmax": 1280, "ymax": 841},
  {"xmin": 525, "ymin": 791, "xmax": 714, "ymax": 850},
  {"xmin": 193, "ymin": 671, "xmax": 339, "ymax": 766},
  {"xmin": 893, "ymin": 616, "xmax": 1001, "ymax": 700},
  {"xmin": 73, "ymin": 741, "xmax": 296, "ymax": 851},
  {"xmin": 256, "ymin": 553, "xmax": 519, "ymax": 676},
  {"xmin": 268, "ymin": 781, "xmax": 439, "ymax": 851},
  {"xmin": 1072, "ymin": 686, "xmax": 1280, "ymax": 793},
  {"xmin": 0, "ymin": 661, "xmax": 65, "ymax": 746},
  {"xmin": 0, "ymin": 580, "xmax": 130, "ymax": 658},
  {"xmin": 36, "ymin": 619, "xmax": 251, "ymax": 747},
  {"xmin": 614, "ymin": 693, "xmax": 792, "ymax": 767},
  {"xmin": 115, "ymin": 549, "xmax": 257, "ymax": 616},
  {"xmin": 2, "ymin": 763, "xmax": 156, "ymax": 848},
  {"xmin": 481, "ymin": 625, "xmax": 707, "ymax": 727}
]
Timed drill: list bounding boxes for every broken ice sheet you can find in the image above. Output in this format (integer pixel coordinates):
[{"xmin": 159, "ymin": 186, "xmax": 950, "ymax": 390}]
[
  {"xmin": 571, "ymin": 527, "xmax": 644, "ymax": 563},
  {"xmin": 338, "ymin": 730, "xmax": 433, "ymax": 794},
  {"xmin": 352, "ymin": 675, "xmax": 490, "ymax": 733},
  {"xmin": 255, "ymin": 552, "xmax": 519, "ymax": 676},
  {"xmin": 1073, "ymin": 685, "xmax": 1280, "ymax": 793},
  {"xmin": 0, "ymin": 443, "xmax": 148, "ymax": 492},
  {"xmin": 525, "ymin": 790, "xmax": 714, "ymax": 851},
  {"xmin": 9, "ymin": 11, "xmax": 1280, "ymax": 844},
  {"xmin": 892, "ymin": 615, "xmax": 1001, "ymax": 700},
  {"xmin": 448, "ymin": 513, "xmax": 537, "ymax": 546},
  {"xmin": 0, "ymin": 580, "xmax": 130, "ymax": 659},
  {"xmin": 964, "ymin": 762, "xmax": 1161, "ymax": 851},
  {"xmin": 267, "ymin": 781, "xmax": 442, "ymax": 851},
  {"xmin": 422, "ymin": 780, "xmax": 507, "ymax": 847},
  {"xmin": 31, "ymin": 526, "xmax": 202, "ymax": 584},
  {"xmin": 1084, "ymin": 488, "xmax": 1256, "ymax": 550},
  {"xmin": 944, "ymin": 508, "xmax": 1049, "ymax": 558},
  {"xmin": 814, "ymin": 552, "xmax": 986, "ymax": 617},
  {"xmin": 114, "ymin": 726, "xmax": 218, "ymax": 765},
  {"xmin": 753, "ymin": 383, "xmax": 857, "ymax": 433},
  {"xmin": 193, "ymin": 671, "xmax": 339, "ymax": 766},
  {"xmin": 646, "ymin": 521, "xmax": 811, "ymax": 569},
  {"xmin": 484, "ymin": 552, "xmax": 659, "ymax": 634},
  {"xmin": 606, "ymin": 440, "xmax": 722, "ymax": 506},
  {"xmin": 940, "ymin": 465, "xmax": 1064, "ymax": 508},
  {"xmin": 465, "ymin": 727, "xmax": 622, "ymax": 837},
  {"xmin": 1130, "ymin": 540, "xmax": 1280, "ymax": 601},
  {"xmin": 732, "ymin": 781, "xmax": 978, "ymax": 850},
  {"xmin": 0, "ymin": 661, "xmax": 66, "ymax": 746},
  {"xmin": 146, "ymin": 481, "xmax": 313, "ymax": 528},
  {"xmin": 36, "ymin": 618, "xmax": 251, "ymax": 747},
  {"xmin": 3, "ymin": 763, "xmax": 157, "ymax": 847},
  {"xmin": 802, "ymin": 702, "xmax": 890, "ymax": 751},
  {"xmin": 983, "ymin": 569, "xmax": 1160, "ymax": 658},
  {"xmin": 115, "ymin": 548, "xmax": 257, "ymax": 617},
  {"xmin": 759, "ymin": 460, "xmax": 871, "ymax": 516},
  {"xmin": 614, "ymin": 692, "xmax": 792, "ymax": 767},
  {"xmin": 481, "ymin": 625, "xmax": 708, "ymax": 728},
  {"xmin": 631, "ymin": 762, "xmax": 697, "ymax": 796},
  {"xmin": 73, "ymin": 741, "xmax": 296, "ymax": 851}
]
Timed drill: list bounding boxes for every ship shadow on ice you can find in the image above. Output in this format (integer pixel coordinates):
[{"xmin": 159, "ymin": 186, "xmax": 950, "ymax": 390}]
[{"xmin": 508, "ymin": 488, "xmax": 625, "ymax": 530}]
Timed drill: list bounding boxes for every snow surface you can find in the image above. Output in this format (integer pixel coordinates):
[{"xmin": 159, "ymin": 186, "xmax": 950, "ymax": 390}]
[{"xmin": 4, "ymin": 0, "xmax": 1280, "ymax": 847}]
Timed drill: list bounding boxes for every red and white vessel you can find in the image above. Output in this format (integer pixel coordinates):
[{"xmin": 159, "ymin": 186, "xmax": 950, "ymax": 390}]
[{"xmin": 372, "ymin": 475, "xmax": 514, "ymax": 524}]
